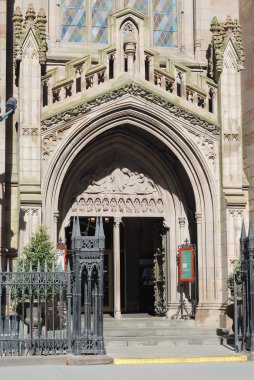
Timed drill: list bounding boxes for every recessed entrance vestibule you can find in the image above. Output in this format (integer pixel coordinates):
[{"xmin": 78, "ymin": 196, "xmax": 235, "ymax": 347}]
[{"xmin": 66, "ymin": 216, "xmax": 166, "ymax": 317}]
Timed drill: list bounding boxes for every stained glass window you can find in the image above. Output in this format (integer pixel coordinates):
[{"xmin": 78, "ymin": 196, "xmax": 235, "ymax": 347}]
[
  {"xmin": 153, "ymin": 0, "xmax": 177, "ymax": 47},
  {"xmin": 60, "ymin": 0, "xmax": 86, "ymax": 42},
  {"xmin": 92, "ymin": 0, "xmax": 115, "ymax": 44},
  {"xmin": 124, "ymin": 0, "xmax": 148, "ymax": 14}
]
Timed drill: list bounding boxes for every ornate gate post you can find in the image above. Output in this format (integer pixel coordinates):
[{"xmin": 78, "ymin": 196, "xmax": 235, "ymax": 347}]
[{"xmin": 72, "ymin": 216, "xmax": 105, "ymax": 355}]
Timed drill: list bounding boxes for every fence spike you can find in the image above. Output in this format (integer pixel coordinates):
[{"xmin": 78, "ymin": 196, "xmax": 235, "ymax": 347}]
[
  {"xmin": 7, "ymin": 258, "xmax": 10, "ymax": 272},
  {"xmin": 45, "ymin": 260, "xmax": 48, "ymax": 272},
  {"xmin": 241, "ymin": 220, "xmax": 246, "ymax": 240},
  {"xmin": 30, "ymin": 261, "xmax": 32, "ymax": 272},
  {"xmin": 0, "ymin": 258, "xmax": 2, "ymax": 272},
  {"xmin": 37, "ymin": 260, "xmax": 40, "ymax": 272},
  {"xmin": 67, "ymin": 259, "xmax": 70, "ymax": 273},
  {"xmin": 95, "ymin": 217, "xmax": 99, "ymax": 238},
  {"xmin": 99, "ymin": 216, "xmax": 105, "ymax": 249},
  {"xmin": 76, "ymin": 215, "xmax": 81, "ymax": 237},
  {"xmin": 22, "ymin": 260, "xmax": 25, "ymax": 272},
  {"xmin": 52, "ymin": 260, "xmax": 55, "ymax": 272},
  {"xmin": 71, "ymin": 216, "xmax": 76, "ymax": 239},
  {"xmin": 249, "ymin": 222, "xmax": 254, "ymax": 240}
]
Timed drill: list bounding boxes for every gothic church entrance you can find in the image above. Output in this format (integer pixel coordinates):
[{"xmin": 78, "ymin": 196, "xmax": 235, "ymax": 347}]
[
  {"xmin": 55, "ymin": 124, "xmax": 198, "ymax": 319},
  {"xmin": 66, "ymin": 216, "xmax": 165, "ymax": 315}
]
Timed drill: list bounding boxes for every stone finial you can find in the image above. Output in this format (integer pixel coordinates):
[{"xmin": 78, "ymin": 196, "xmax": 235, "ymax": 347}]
[
  {"xmin": 13, "ymin": 7, "xmax": 24, "ymax": 65},
  {"xmin": 25, "ymin": 3, "xmax": 36, "ymax": 25},
  {"xmin": 12, "ymin": 4, "xmax": 47, "ymax": 67},
  {"xmin": 35, "ymin": 8, "xmax": 47, "ymax": 65},
  {"xmin": 224, "ymin": 15, "xmax": 234, "ymax": 32},
  {"xmin": 208, "ymin": 15, "xmax": 245, "ymax": 80},
  {"xmin": 12, "ymin": 6, "xmax": 23, "ymax": 24}
]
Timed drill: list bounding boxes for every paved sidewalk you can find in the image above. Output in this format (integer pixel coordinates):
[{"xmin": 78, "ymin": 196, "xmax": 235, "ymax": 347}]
[
  {"xmin": 107, "ymin": 343, "xmax": 248, "ymax": 364},
  {"xmin": 0, "ymin": 342, "xmax": 248, "ymax": 367}
]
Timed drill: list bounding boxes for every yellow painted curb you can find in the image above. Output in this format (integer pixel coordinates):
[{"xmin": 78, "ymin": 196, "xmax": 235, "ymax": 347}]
[{"xmin": 114, "ymin": 355, "xmax": 248, "ymax": 365}]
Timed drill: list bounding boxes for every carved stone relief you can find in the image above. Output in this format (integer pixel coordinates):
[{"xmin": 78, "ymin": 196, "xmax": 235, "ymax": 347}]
[
  {"xmin": 41, "ymin": 83, "xmax": 219, "ymax": 135},
  {"xmin": 42, "ymin": 125, "xmax": 72, "ymax": 160},
  {"xmin": 71, "ymin": 167, "xmax": 164, "ymax": 216},
  {"xmin": 22, "ymin": 128, "xmax": 39, "ymax": 135},
  {"xmin": 188, "ymin": 130, "xmax": 217, "ymax": 166}
]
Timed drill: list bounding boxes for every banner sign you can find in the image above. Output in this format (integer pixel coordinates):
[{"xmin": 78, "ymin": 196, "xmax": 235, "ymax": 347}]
[
  {"xmin": 178, "ymin": 246, "xmax": 195, "ymax": 282},
  {"xmin": 56, "ymin": 245, "xmax": 67, "ymax": 272}
]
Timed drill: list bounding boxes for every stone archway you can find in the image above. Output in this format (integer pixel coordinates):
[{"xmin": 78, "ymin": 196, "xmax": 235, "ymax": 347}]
[{"xmin": 42, "ymin": 99, "xmax": 220, "ymax": 325}]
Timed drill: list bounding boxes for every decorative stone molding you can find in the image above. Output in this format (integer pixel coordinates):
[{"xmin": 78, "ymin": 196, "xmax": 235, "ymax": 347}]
[
  {"xmin": 71, "ymin": 167, "xmax": 164, "ymax": 216},
  {"xmin": 41, "ymin": 83, "xmax": 219, "ymax": 134},
  {"xmin": 13, "ymin": 4, "xmax": 47, "ymax": 67},
  {"xmin": 178, "ymin": 217, "xmax": 185, "ymax": 228},
  {"xmin": 42, "ymin": 125, "xmax": 72, "ymax": 160},
  {"xmin": 188, "ymin": 131, "xmax": 216, "ymax": 166},
  {"xmin": 195, "ymin": 212, "xmax": 202, "ymax": 224},
  {"xmin": 228, "ymin": 209, "xmax": 244, "ymax": 218},
  {"xmin": 224, "ymin": 133, "xmax": 239, "ymax": 142},
  {"xmin": 208, "ymin": 15, "xmax": 245, "ymax": 79},
  {"xmin": 22, "ymin": 128, "xmax": 39, "ymax": 136}
]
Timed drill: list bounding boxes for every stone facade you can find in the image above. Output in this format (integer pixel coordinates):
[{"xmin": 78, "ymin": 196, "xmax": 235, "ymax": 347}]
[{"xmin": 0, "ymin": 0, "xmax": 252, "ymax": 328}]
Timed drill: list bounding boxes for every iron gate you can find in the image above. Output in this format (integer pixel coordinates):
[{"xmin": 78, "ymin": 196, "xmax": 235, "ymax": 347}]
[
  {"xmin": 234, "ymin": 222, "xmax": 254, "ymax": 353},
  {"xmin": 0, "ymin": 217, "xmax": 105, "ymax": 356}
]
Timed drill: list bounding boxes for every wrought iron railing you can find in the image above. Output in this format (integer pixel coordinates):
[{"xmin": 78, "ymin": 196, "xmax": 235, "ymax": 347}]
[
  {"xmin": 0, "ymin": 217, "xmax": 105, "ymax": 357},
  {"xmin": 0, "ymin": 261, "xmax": 72, "ymax": 356},
  {"xmin": 234, "ymin": 222, "xmax": 254, "ymax": 353}
]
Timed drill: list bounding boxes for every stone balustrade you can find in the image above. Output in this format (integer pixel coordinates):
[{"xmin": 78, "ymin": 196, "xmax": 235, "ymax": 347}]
[{"xmin": 41, "ymin": 55, "xmax": 217, "ymax": 120}]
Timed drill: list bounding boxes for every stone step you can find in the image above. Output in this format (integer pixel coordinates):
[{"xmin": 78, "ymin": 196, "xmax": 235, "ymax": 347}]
[
  {"xmin": 103, "ymin": 316, "xmax": 221, "ymax": 349},
  {"xmin": 103, "ymin": 317, "xmax": 196, "ymax": 329},
  {"xmin": 104, "ymin": 327, "xmax": 217, "ymax": 337},
  {"xmin": 104, "ymin": 335, "xmax": 221, "ymax": 348}
]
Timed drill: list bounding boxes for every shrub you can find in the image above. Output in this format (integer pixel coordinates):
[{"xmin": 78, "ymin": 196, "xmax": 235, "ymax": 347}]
[{"xmin": 228, "ymin": 259, "xmax": 242, "ymax": 297}]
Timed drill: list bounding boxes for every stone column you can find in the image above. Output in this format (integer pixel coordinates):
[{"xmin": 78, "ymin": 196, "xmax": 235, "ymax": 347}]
[
  {"xmin": 0, "ymin": 0, "xmax": 7, "ymax": 264},
  {"xmin": 113, "ymin": 217, "xmax": 122, "ymax": 319},
  {"xmin": 124, "ymin": 41, "xmax": 136, "ymax": 75},
  {"xmin": 53, "ymin": 211, "xmax": 59, "ymax": 246},
  {"xmin": 178, "ymin": 217, "xmax": 185, "ymax": 243}
]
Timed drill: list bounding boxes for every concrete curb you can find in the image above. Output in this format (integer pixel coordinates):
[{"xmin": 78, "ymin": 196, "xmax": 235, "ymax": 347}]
[
  {"xmin": 0, "ymin": 355, "xmax": 113, "ymax": 367},
  {"xmin": 0, "ymin": 354, "xmax": 249, "ymax": 367}
]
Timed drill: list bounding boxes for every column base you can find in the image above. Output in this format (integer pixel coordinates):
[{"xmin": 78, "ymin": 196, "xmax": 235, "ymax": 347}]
[
  {"xmin": 195, "ymin": 302, "xmax": 226, "ymax": 328},
  {"xmin": 114, "ymin": 311, "xmax": 122, "ymax": 319}
]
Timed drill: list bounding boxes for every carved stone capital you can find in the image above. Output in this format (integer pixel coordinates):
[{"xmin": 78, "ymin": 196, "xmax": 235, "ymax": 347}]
[
  {"xmin": 195, "ymin": 212, "xmax": 202, "ymax": 224},
  {"xmin": 178, "ymin": 217, "xmax": 185, "ymax": 228}
]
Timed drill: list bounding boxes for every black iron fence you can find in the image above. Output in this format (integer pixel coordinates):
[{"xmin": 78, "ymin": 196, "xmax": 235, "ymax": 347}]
[
  {"xmin": 234, "ymin": 222, "xmax": 254, "ymax": 353},
  {"xmin": 0, "ymin": 217, "xmax": 105, "ymax": 356},
  {"xmin": 0, "ymin": 261, "xmax": 71, "ymax": 356}
]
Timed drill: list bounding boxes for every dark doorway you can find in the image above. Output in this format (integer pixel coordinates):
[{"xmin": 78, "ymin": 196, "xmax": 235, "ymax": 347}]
[{"xmin": 123, "ymin": 217, "xmax": 164, "ymax": 314}]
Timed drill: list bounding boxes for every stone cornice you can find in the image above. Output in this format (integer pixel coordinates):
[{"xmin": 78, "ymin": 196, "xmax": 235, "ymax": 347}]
[{"xmin": 41, "ymin": 82, "xmax": 219, "ymax": 135}]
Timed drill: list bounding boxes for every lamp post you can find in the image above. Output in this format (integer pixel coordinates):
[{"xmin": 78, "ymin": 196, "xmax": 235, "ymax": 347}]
[{"xmin": 0, "ymin": 97, "xmax": 17, "ymax": 121}]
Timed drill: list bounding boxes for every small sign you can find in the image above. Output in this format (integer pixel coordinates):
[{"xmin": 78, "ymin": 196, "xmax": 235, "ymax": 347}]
[
  {"xmin": 56, "ymin": 245, "xmax": 67, "ymax": 272},
  {"xmin": 178, "ymin": 247, "xmax": 195, "ymax": 282}
]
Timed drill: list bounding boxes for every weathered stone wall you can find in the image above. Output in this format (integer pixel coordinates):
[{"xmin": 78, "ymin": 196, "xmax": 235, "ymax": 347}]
[{"xmin": 240, "ymin": 0, "xmax": 254, "ymax": 225}]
